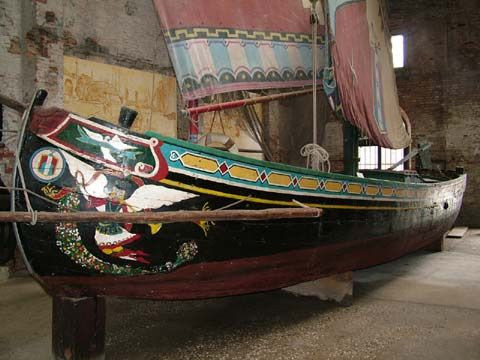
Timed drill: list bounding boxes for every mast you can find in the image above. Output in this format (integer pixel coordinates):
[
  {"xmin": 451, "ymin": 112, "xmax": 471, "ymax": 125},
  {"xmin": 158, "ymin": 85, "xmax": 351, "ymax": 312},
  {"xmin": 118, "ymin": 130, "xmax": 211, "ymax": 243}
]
[{"xmin": 311, "ymin": 0, "xmax": 319, "ymax": 145}]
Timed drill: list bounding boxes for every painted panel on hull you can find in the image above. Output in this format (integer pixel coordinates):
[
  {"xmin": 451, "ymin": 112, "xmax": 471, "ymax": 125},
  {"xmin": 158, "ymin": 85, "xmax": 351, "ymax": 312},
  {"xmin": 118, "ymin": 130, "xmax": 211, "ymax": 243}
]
[
  {"xmin": 298, "ymin": 177, "xmax": 319, "ymax": 190},
  {"xmin": 29, "ymin": 148, "xmax": 206, "ymax": 275},
  {"xmin": 38, "ymin": 114, "xmax": 169, "ymax": 181}
]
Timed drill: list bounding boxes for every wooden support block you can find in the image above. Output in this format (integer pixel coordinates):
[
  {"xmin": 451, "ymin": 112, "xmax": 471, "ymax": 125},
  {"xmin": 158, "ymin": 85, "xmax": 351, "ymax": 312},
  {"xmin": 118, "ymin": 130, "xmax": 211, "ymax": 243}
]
[
  {"xmin": 283, "ymin": 271, "xmax": 353, "ymax": 306},
  {"xmin": 447, "ymin": 227, "xmax": 468, "ymax": 238},
  {"xmin": 52, "ymin": 296, "xmax": 106, "ymax": 360},
  {"xmin": 425, "ymin": 232, "xmax": 448, "ymax": 252},
  {"xmin": 0, "ymin": 266, "xmax": 9, "ymax": 282}
]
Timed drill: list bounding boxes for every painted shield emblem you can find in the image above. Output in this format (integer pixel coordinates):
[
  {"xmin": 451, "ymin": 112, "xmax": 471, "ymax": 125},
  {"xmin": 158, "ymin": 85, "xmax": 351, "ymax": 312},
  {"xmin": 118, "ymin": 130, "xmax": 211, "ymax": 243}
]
[{"xmin": 30, "ymin": 148, "xmax": 66, "ymax": 183}]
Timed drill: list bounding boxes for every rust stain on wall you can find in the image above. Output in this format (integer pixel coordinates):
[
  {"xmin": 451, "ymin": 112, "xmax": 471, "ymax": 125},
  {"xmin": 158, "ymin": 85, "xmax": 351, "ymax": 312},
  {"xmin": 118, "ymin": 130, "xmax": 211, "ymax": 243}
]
[
  {"xmin": 64, "ymin": 56, "xmax": 177, "ymax": 137},
  {"xmin": 7, "ymin": 36, "xmax": 21, "ymax": 54},
  {"xmin": 26, "ymin": 25, "xmax": 59, "ymax": 57}
]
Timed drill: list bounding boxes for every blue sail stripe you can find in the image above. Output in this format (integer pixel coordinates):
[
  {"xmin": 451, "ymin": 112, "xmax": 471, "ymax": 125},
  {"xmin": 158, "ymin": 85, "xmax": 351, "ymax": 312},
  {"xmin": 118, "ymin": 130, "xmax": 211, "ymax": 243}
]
[
  {"xmin": 298, "ymin": 44, "xmax": 313, "ymax": 73},
  {"xmin": 272, "ymin": 42, "xmax": 292, "ymax": 74},
  {"xmin": 208, "ymin": 40, "xmax": 233, "ymax": 75},
  {"xmin": 170, "ymin": 43, "xmax": 196, "ymax": 81},
  {"xmin": 243, "ymin": 43, "xmax": 264, "ymax": 73}
]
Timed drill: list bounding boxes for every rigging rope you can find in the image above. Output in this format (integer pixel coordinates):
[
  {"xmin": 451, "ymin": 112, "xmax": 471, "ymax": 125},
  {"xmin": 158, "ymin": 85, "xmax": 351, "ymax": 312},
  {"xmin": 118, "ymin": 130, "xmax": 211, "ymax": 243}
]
[
  {"xmin": 311, "ymin": 0, "xmax": 319, "ymax": 145},
  {"xmin": 13, "ymin": 97, "xmax": 39, "ymax": 225},
  {"xmin": 300, "ymin": 143, "xmax": 330, "ymax": 172},
  {"xmin": 300, "ymin": 1, "xmax": 330, "ymax": 173},
  {"xmin": 240, "ymin": 91, "xmax": 274, "ymax": 161}
]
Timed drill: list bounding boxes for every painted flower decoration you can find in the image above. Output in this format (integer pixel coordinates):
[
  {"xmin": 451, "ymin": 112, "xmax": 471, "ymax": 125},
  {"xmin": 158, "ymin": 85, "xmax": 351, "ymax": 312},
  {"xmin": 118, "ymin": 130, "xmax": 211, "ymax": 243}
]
[{"xmin": 177, "ymin": 241, "xmax": 199, "ymax": 262}]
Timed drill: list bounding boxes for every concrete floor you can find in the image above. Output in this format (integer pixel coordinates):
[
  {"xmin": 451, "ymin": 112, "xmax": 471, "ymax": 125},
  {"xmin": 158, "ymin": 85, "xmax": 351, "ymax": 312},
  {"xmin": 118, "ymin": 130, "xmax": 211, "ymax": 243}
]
[{"xmin": 1, "ymin": 230, "xmax": 479, "ymax": 360}]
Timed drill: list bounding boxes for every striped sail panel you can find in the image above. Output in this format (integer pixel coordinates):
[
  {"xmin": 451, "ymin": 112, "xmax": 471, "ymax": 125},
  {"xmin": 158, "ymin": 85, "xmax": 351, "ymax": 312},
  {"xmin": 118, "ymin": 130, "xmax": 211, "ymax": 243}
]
[{"xmin": 154, "ymin": 0, "xmax": 325, "ymax": 100}]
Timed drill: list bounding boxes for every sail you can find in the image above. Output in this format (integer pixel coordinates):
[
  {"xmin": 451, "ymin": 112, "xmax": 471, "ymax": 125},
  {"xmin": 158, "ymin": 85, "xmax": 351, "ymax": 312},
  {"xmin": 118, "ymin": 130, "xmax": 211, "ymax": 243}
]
[
  {"xmin": 326, "ymin": 0, "xmax": 411, "ymax": 149},
  {"xmin": 154, "ymin": 0, "xmax": 325, "ymax": 100}
]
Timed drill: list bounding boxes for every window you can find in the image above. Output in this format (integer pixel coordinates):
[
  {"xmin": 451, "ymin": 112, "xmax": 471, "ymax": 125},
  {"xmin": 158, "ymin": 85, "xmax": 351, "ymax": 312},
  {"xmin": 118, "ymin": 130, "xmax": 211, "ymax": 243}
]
[
  {"xmin": 359, "ymin": 146, "xmax": 379, "ymax": 170},
  {"xmin": 391, "ymin": 35, "xmax": 404, "ymax": 68},
  {"xmin": 359, "ymin": 145, "xmax": 405, "ymax": 170}
]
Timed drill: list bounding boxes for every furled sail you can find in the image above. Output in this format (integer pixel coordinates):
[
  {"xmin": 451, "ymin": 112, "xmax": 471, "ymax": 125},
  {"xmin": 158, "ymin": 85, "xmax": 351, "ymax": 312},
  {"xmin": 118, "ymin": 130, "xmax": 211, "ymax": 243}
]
[
  {"xmin": 154, "ymin": 0, "xmax": 325, "ymax": 100},
  {"xmin": 326, "ymin": 0, "xmax": 411, "ymax": 149}
]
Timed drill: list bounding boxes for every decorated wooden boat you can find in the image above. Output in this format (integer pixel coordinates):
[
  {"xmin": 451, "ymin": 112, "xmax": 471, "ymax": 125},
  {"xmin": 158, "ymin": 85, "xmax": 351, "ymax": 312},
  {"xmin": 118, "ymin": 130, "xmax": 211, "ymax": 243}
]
[
  {"xmin": 10, "ymin": 0, "xmax": 466, "ymax": 300},
  {"xmin": 11, "ymin": 96, "xmax": 465, "ymax": 299}
]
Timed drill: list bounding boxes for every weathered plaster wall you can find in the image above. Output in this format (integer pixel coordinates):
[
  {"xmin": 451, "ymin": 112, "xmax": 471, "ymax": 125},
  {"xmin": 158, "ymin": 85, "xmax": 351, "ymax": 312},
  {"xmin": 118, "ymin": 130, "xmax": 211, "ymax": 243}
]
[
  {"xmin": 0, "ymin": 0, "xmax": 178, "ymax": 185},
  {"xmin": 389, "ymin": 0, "xmax": 480, "ymax": 226},
  {"xmin": 0, "ymin": 0, "xmax": 174, "ymax": 105},
  {"xmin": 62, "ymin": 0, "xmax": 171, "ymax": 73},
  {"xmin": 0, "ymin": 0, "xmax": 36, "ymax": 180}
]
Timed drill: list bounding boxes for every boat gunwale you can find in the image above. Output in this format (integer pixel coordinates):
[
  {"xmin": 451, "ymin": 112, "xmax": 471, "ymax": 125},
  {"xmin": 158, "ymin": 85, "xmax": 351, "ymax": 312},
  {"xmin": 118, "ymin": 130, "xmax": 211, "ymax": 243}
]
[
  {"xmin": 29, "ymin": 107, "xmax": 466, "ymax": 192},
  {"xmin": 146, "ymin": 130, "xmax": 466, "ymax": 190}
]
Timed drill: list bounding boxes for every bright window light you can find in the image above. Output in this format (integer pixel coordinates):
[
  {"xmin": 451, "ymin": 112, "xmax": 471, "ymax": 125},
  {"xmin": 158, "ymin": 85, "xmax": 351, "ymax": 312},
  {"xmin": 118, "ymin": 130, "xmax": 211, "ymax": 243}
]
[
  {"xmin": 359, "ymin": 146, "xmax": 405, "ymax": 170},
  {"xmin": 391, "ymin": 35, "xmax": 404, "ymax": 68},
  {"xmin": 359, "ymin": 146, "xmax": 379, "ymax": 170},
  {"xmin": 380, "ymin": 147, "xmax": 404, "ymax": 170}
]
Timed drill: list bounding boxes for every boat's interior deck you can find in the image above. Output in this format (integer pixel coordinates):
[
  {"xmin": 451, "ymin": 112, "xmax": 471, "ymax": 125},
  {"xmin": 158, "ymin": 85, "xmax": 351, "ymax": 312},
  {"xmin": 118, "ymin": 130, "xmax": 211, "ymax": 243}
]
[
  {"xmin": 360, "ymin": 169, "xmax": 458, "ymax": 183},
  {"xmin": 85, "ymin": 114, "xmax": 460, "ymax": 186}
]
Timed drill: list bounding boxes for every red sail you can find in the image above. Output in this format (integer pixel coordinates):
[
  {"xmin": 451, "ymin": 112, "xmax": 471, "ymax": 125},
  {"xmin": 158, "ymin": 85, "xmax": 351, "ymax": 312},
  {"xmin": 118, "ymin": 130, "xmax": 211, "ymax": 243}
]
[
  {"xmin": 327, "ymin": 0, "xmax": 411, "ymax": 149},
  {"xmin": 154, "ymin": 0, "xmax": 325, "ymax": 100}
]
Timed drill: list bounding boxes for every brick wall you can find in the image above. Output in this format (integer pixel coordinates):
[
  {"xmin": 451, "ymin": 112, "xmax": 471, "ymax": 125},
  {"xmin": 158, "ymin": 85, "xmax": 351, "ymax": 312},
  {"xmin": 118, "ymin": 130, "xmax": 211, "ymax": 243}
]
[
  {"xmin": 301, "ymin": 0, "xmax": 479, "ymax": 226},
  {"xmin": 389, "ymin": 0, "xmax": 480, "ymax": 226}
]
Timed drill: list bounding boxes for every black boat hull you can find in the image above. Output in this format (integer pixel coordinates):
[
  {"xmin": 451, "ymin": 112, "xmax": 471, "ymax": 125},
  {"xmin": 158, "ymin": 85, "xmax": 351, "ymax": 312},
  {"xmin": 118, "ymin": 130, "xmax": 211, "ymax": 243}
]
[{"xmin": 13, "ymin": 107, "xmax": 466, "ymax": 299}]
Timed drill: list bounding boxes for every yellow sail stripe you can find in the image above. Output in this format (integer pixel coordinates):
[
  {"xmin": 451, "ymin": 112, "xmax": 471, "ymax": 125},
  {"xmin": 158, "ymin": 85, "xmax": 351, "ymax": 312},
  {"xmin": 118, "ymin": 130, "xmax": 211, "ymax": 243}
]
[{"xmin": 159, "ymin": 179, "xmax": 422, "ymax": 211}]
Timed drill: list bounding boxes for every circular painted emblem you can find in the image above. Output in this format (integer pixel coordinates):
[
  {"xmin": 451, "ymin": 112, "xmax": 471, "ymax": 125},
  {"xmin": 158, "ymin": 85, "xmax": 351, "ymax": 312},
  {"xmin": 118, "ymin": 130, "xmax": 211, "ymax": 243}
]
[{"xmin": 29, "ymin": 147, "xmax": 66, "ymax": 183}]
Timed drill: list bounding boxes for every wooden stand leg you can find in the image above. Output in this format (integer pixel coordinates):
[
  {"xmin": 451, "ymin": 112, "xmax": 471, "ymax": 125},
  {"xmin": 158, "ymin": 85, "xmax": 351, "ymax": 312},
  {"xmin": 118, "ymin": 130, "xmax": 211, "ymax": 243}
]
[
  {"xmin": 283, "ymin": 271, "xmax": 353, "ymax": 306},
  {"xmin": 52, "ymin": 296, "xmax": 106, "ymax": 360}
]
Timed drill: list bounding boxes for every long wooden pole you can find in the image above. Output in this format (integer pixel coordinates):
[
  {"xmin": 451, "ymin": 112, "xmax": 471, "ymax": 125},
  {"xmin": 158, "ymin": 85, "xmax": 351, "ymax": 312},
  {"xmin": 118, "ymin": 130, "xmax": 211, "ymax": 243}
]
[
  {"xmin": 0, "ymin": 208, "xmax": 322, "ymax": 224},
  {"xmin": 182, "ymin": 88, "xmax": 322, "ymax": 117},
  {"xmin": 0, "ymin": 94, "xmax": 26, "ymax": 113}
]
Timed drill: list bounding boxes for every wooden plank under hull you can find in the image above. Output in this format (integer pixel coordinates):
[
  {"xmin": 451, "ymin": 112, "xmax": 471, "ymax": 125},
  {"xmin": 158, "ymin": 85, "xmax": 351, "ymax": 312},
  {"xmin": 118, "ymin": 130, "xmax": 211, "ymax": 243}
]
[
  {"xmin": 13, "ymin": 105, "xmax": 467, "ymax": 299},
  {"xmin": 447, "ymin": 226, "xmax": 468, "ymax": 238}
]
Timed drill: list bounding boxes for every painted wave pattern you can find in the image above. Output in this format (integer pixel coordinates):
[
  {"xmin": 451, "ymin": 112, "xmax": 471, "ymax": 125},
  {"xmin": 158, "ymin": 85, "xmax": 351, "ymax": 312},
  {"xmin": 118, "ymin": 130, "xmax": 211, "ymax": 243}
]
[{"xmin": 165, "ymin": 27, "xmax": 325, "ymax": 99}]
